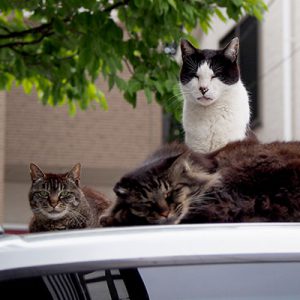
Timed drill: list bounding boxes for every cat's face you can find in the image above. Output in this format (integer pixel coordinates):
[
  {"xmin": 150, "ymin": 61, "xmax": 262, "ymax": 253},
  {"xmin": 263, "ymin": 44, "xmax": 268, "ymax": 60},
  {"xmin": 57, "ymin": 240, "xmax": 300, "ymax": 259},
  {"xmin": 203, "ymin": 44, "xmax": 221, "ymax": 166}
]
[
  {"xmin": 110, "ymin": 155, "xmax": 189, "ymax": 225},
  {"xmin": 29, "ymin": 163, "xmax": 83, "ymax": 220},
  {"xmin": 114, "ymin": 176, "xmax": 187, "ymax": 225},
  {"xmin": 180, "ymin": 38, "xmax": 240, "ymax": 106}
]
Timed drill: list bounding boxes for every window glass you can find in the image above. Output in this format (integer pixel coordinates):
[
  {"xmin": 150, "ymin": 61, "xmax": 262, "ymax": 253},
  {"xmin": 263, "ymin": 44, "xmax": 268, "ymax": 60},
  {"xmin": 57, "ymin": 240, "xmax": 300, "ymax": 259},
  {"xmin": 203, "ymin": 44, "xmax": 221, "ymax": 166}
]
[{"xmin": 1, "ymin": 262, "xmax": 300, "ymax": 299}]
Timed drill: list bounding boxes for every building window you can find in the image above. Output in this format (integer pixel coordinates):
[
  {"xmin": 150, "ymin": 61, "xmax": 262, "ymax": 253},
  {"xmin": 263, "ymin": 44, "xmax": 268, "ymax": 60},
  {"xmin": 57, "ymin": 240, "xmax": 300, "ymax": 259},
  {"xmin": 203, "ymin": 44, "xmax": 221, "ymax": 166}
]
[{"xmin": 220, "ymin": 16, "xmax": 260, "ymax": 128}]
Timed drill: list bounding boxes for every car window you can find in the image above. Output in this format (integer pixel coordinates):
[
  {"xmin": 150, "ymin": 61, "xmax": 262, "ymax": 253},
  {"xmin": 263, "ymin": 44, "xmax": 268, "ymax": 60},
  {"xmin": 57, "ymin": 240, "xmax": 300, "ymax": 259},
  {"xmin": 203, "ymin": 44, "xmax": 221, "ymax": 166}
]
[
  {"xmin": 1, "ymin": 262, "xmax": 300, "ymax": 299},
  {"xmin": 139, "ymin": 263, "xmax": 300, "ymax": 300},
  {"xmin": 0, "ymin": 268, "xmax": 149, "ymax": 300}
]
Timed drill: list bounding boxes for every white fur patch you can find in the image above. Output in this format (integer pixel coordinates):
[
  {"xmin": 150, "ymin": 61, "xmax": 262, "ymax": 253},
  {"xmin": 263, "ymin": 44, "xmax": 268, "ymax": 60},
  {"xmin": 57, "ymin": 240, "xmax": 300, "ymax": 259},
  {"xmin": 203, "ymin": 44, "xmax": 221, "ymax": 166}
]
[{"xmin": 181, "ymin": 62, "xmax": 227, "ymax": 107}]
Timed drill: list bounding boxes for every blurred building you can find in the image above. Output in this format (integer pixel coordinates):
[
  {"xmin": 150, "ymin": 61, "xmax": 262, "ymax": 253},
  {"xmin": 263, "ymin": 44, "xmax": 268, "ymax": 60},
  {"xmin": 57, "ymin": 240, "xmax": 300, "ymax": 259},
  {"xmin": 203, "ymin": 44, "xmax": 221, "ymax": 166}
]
[{"xmin": 0, "ymin": 69, "xmax": 163, "ymax": 230}]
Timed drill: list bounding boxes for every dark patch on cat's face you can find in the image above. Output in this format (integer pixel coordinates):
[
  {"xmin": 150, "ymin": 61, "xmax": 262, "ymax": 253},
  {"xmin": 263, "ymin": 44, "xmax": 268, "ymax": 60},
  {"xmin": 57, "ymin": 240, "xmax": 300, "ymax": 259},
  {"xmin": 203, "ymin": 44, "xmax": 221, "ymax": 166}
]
[{"xmin": 180, "ymin": 39, "xmax": 240, "ymax": 86}]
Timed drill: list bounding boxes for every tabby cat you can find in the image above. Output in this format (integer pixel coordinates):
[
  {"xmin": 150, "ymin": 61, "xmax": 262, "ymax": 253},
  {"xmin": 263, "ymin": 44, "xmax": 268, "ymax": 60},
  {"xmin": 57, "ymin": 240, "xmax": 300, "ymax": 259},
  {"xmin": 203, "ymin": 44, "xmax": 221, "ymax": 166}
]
[
  {"xmin": 101, "ymin": 140, "xmax": 300, "ymax": 226},
  {"xmin": 29, "ymin": 163, "xmax": 111, "ymax": 232}
]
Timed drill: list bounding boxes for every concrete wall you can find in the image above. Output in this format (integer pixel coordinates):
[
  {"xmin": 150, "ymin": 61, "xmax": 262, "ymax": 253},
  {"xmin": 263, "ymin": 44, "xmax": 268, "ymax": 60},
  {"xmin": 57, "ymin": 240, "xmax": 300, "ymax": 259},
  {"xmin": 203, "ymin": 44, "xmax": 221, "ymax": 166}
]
[
  {"xmin": 255, "ymin": 0, "xmax": 284, "ymax": 141},
  {"xmin": 292, "ymin": 0, "xmax": 300, "ymax": 140},
  {"xmin": 4, "ymin": 69, "xmax": 163, "ymax": 226}
]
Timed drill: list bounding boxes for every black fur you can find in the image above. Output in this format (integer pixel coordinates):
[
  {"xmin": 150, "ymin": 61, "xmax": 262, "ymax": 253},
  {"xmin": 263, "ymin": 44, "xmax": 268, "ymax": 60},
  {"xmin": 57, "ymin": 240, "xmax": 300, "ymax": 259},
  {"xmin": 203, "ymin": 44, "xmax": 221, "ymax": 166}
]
[{"xmin": 180, "ymin": 42, "xmax": 240, "ymax": 85}]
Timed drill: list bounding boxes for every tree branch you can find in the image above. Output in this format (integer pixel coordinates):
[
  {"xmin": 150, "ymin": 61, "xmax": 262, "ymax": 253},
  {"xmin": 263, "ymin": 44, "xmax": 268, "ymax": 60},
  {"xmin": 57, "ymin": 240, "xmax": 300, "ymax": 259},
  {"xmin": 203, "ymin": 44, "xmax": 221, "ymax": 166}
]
[
  {"xmin": 123, "ymin": 58, "xmax": 133, "ymax": 75},
  {"xmin": 103, "ymin": 0, "xmax": 130, "ymax": 12},
  {"xmin": 0, "ymin": 32, "xmax": 54, "ymax": 49},
  {"xmin": 0, "ymin": 21, "xmax": 53, "ymax": 39}
]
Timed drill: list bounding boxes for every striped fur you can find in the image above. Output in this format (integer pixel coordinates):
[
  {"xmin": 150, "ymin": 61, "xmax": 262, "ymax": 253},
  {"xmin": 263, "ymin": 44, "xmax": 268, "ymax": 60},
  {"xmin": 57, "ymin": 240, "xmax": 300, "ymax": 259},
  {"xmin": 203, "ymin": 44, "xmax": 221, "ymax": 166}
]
[{"xmin": 29, "ymin": 163, "xmax": 111, "ymax": 232}]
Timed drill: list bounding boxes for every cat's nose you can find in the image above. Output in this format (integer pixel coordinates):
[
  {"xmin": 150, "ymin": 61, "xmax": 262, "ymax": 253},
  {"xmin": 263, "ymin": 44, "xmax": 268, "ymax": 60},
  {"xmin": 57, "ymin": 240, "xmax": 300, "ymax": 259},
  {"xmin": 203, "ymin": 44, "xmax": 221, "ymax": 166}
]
[
  {"xmin": 160, "ymin": 209, "xmax": 170, "ymax": 218},
  {"xmin": 199, "ymin": 86, "xmax": 209, "ymax": 95},
  {"xmin": 49, "ymin": 198, "xmax": 59, "ymax": 208}
]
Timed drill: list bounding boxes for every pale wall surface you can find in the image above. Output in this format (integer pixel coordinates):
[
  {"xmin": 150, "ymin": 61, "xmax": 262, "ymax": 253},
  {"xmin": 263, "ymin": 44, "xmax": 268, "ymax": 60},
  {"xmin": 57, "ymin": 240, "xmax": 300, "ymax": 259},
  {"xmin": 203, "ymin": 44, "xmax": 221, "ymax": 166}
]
[
  {"xmin": 254, "ymin": 0, "xmax": 284, "ymax": 141},
  {"xmin": 292, "ymin": 0, "xmax": 300, "ymax": 140}
]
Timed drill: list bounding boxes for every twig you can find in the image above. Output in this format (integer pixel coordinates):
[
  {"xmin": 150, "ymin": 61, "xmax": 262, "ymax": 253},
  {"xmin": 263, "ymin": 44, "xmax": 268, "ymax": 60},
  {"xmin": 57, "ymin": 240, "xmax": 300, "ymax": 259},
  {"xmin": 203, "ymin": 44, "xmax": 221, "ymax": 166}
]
[
  {"xmin": 103, "ymin": 0, "xmax": 130, "ymax": 12},
  {"xmin": 0, "ymin": 21, "xmax": 53, "ymax": 39},
  {"xmin": 123, "ymin": 58, "xmax": 133, "ymax": 75},
  {"xmin": 0, "ymin": 32, "xmax": 54, "ymax": 49}
]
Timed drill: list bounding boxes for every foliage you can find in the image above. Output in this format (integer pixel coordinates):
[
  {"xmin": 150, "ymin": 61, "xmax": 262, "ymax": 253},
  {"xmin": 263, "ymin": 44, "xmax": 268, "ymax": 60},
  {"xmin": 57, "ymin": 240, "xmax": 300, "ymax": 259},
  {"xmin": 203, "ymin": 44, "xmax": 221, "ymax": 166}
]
[{"xmin": 0, "ymin": 0, "xmax": 267, "ymax": 118}]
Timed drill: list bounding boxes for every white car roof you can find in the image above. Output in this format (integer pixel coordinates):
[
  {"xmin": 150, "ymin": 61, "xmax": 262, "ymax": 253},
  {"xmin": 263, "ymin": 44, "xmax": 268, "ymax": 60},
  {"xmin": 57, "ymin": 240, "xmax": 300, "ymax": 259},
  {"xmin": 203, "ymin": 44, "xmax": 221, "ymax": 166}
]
[{"xmin": 1, "ymin": 223, "xmax": 300, "ymax": 279}]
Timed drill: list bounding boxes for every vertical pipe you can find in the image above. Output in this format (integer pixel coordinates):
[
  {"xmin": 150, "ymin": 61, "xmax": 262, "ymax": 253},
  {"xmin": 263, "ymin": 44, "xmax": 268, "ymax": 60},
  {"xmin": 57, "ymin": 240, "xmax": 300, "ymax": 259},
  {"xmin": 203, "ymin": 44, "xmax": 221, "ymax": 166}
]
[{"xmin": 282, "ymin": 0, "xmax": 292, "ymax": 141}]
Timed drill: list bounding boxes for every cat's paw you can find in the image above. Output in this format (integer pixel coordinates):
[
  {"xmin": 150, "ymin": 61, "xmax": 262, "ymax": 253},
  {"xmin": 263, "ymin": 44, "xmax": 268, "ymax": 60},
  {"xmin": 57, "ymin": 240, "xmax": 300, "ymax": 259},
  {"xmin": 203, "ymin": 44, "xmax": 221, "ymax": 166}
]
[{"xmin": 99, "ymin": 215, "xmax": 114, "ymax": 227}]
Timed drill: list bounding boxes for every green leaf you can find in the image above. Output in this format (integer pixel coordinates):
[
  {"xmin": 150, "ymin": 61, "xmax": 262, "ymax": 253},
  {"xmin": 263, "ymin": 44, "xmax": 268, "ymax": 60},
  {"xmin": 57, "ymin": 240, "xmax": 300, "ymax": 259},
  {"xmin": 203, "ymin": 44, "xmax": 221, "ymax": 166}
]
[
  {"xmin": 22, "ymin": 79, "xmax": 33, "ymax": 94},
  {"xmin": 167, "ymin": 0, "xmax": 177, "ymax": 10},
  {"xmin": 215, "ymin": 8, "xmax": 227, "ymax": 22},
  {"xmin": 96, "ymin": 90, "xmax": 108, "ymax": 110},
  {"xmin": 53, "ymin": 18, "xmax": 65, "ymax": 34},
  {"xmin": 88, "ymin": 83, "xmax": 97, "ymax": 99},
  {"xmin": 231, "ymin": 0, "xmax": 243, "ymax": 7},
  {"xmin": 68, "ymin": 100, "xmax": 77, "ymax": 117},
  {"xmin": 115, "ymin": 76, "xmax": 127, "ymax": 90},
  {"xmin": 144, "ymin": 87, "xmax": 152, "ymax": 103}
]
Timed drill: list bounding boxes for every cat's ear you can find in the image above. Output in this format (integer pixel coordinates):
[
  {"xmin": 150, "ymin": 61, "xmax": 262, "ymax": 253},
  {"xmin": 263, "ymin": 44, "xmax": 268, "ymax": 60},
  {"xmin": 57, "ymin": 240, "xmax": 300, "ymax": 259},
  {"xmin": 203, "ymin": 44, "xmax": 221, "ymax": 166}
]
[
  {"xmin": 223, "ymin": 37, "xmax": 239, "ymax": 62},
  {"xmin": 169, "ymin": 152, "xmax": 214, "ymax": 185},
  {"xmin": 29, "ymin": 163, "xmax": 45, "ymax": 182},
  {"xmin": 113, "ymin": 182, "xmax": 128, "ymax": 197},
  {"xmin": 67, "ymin": 163, "xmax": 81, "ymax": 186},
  {"xmin": 169, "ymin": 153, "xmax": 192, "ymax": 180},
  {"xmin": 180, "ymin": 39, "xmax": 197, "ymax": 58}
]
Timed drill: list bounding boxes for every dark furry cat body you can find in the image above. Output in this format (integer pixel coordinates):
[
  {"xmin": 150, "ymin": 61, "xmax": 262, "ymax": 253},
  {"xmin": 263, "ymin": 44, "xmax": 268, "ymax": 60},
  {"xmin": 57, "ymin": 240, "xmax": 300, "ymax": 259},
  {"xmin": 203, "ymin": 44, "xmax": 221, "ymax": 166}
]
[
  {"xmin": 183, "ymin": 140, "xmax": 300, "ymax": 223},
  {"xmin": 29, "ymin": 163, "xmax": 111, "ymax": 232},
  {"xmin": 101, "ymin": 140, "xmax": 300, "ymax": 226}
]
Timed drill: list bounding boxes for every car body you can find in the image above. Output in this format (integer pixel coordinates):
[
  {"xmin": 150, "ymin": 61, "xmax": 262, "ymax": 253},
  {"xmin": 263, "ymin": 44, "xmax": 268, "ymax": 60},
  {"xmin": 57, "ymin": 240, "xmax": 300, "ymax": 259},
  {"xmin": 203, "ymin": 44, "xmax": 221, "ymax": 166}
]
[{"xmin": 1, "ymin": 223, "xmax": 300, "ymax": 299}]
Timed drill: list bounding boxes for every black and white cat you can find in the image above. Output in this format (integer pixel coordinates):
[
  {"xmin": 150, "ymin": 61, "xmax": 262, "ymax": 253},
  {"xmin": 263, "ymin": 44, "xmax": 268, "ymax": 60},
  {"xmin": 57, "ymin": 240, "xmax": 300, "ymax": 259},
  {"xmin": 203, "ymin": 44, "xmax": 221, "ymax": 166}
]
[{"xmin": 180, "ymin": 37, "xmax": 250, "ymax": 153}]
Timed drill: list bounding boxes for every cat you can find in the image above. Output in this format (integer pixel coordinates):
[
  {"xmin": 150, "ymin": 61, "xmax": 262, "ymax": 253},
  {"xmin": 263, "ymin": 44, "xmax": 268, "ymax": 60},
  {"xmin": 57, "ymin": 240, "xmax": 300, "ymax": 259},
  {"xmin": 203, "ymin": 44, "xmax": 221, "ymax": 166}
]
[
  {"xmin": 101, "ymin": 140, "xmax": 300, "ymax": 226},
  {"xmin": 100, "ymin": 142, "xmax": 189, "ymax": 226},
  {"xmin": 180, "ymin": 37, "xmax": 251, "ymax": 153},
  {"xmin": 29, "ymin": 163, "xmax": 111, "ymax": 232}
]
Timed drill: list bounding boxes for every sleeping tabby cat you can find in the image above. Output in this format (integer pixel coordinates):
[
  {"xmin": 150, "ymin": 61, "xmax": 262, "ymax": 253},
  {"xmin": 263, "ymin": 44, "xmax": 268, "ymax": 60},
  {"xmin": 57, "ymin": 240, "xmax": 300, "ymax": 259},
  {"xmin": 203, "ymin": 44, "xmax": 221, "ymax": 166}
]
[
  {"xmin": 29, "ymin": 163, "xmax": 111, "ymax": 232},
  {"xmin": 101, "ymin": 140, "xmax": 300, "ymax": 226}
]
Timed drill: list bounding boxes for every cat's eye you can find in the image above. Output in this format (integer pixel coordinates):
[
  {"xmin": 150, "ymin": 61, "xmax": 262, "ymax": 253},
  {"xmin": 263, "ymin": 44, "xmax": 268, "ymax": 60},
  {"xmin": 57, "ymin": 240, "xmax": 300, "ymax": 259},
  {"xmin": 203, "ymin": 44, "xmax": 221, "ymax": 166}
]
[
  {"xmin": 60, "ymin": 191, "xmax": 71, "ymax": 198},
  {"xmin": 211, "ymin": 75, "xmax": 217, "ymax": 79},
  {"xmin": 164, "ymin": 192, "xmax": 170, "ymax": 198},
  {"xmin": 174, "ymin": 183, "xmax": 186, "ymax": 191},
  {"xmin": 194, "ymin": 74, "xmax": 199, "ymax": 79},
  {"xmin": 38, "ymin": 191, "xmax": 49, "ymax": 198}
]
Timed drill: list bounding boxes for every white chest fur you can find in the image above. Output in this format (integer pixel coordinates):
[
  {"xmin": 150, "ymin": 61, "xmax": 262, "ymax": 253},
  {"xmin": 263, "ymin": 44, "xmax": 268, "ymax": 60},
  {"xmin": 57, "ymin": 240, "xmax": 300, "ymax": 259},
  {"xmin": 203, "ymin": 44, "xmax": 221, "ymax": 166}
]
[{"xmin": 182, "ymin": 80, "xmax": 250, "ymax": 153}]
